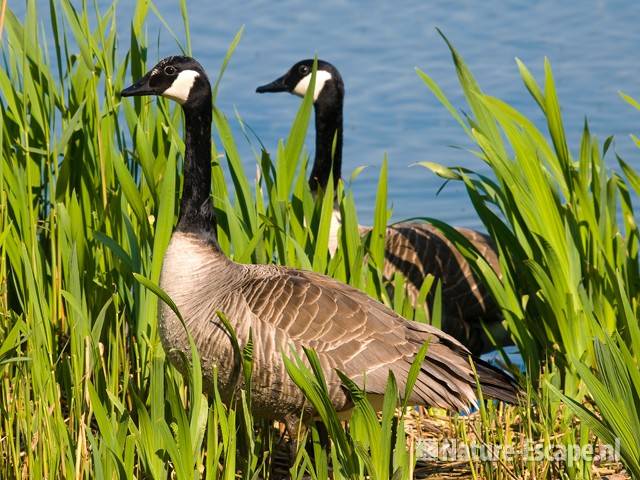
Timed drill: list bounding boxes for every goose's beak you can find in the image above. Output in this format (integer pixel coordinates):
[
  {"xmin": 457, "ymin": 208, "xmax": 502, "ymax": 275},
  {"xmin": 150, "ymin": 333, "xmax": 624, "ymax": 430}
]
[
  {"xmin": 121, "ymin": 72, "xmax": 155, "ymax": 97},
  {"xmin": 256, "ymin": 74, "xmax": 289, "ymax": 94}
]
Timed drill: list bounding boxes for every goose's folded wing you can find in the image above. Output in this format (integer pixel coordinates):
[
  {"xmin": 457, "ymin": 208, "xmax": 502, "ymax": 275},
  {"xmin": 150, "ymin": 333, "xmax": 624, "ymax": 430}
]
[
  {"xmin": 384, "ymin": 223, "xmax": 500, "ymax": 317},
  {"xmin": 239, "ymin": 265, "xmax": 517, "ymax": 410}
]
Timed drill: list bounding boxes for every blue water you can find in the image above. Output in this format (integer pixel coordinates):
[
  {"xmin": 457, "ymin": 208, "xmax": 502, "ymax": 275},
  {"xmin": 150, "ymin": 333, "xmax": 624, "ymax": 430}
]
[
  {"xmin": 481, "ymin": 346, "xmax": 524, "ymax": 373},
  {"xmin": 17, "ymin": 1, "xmax": 640, "ymax": 228}
]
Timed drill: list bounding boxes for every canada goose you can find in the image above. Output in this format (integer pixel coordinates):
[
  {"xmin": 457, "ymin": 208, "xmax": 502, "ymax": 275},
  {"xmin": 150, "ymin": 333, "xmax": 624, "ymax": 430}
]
[
  {"xmin": 121, "ymin": 56, "xmax": 517, "ymax": 441},
  {"xmin": 256, "ymin": 59, "xmax": 508, "ymax": 355}
]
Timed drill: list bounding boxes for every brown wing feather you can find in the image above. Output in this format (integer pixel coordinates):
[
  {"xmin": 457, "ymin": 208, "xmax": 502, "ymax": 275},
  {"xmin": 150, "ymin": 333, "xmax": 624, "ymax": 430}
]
[
  {"xmin": 382, "ymin": 223, "xmax": 500, "ymax": 316},
  {"xmin": 238, "ymin": 264, "xmax": 517, "ymax": 413},
  {"xmin": 376, "ymin": 223, "xmax": 504, "ymax": 353}
]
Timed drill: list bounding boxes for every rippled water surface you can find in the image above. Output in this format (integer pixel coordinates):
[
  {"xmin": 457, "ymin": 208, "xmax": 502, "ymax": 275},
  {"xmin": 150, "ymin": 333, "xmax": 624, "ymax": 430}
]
[{"xmin": 30, "ymin": 1, "xmax": 640, "ymax": 227}]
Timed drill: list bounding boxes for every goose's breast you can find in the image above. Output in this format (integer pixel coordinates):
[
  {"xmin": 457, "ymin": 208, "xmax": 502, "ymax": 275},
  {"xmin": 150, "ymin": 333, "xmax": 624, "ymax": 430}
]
[{"xmin": 158, "ymin": 232, "xmax": 240, "ymax": 393}]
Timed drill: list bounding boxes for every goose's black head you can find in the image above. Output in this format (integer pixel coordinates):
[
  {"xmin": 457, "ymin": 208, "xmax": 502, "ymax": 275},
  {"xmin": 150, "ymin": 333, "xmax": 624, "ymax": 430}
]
[
  {"xmin": 121, "ymin": 56, "xmax": 211, "ymax": 108},
  {"xmin": 256, "ymin": 59, "xmax": 344, "ymax": 105}
]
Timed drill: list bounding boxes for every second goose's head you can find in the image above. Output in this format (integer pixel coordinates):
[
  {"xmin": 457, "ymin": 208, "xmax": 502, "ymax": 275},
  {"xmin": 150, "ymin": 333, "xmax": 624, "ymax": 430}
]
[
  {"xmin": 257, "ymin": 60, "xmax": 345, "ymax": 193},
  {"xmin": 121, "ymin": 56, "xmax": 211, "ymax": 108},
  {"xmin": 256, "ymin": 59, "xmax": 344, "ymax": 107}
]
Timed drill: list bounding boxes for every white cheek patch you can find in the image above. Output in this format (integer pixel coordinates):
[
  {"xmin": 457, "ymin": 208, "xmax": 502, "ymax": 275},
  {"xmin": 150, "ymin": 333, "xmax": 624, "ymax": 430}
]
[
  {"xmin": 293, "ymin": 70, "xmax": 333, "ymax": 101},
  {"xmin": 162, "ymin": 69, "xmax": 200, "ymax": 104}
]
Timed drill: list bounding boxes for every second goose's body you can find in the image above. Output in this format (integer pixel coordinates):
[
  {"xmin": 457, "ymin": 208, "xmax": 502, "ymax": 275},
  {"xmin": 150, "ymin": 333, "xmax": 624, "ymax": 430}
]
[
  {"xmin": 121, "ymin": 56, "xmax": 517, "ymax": 434},
  {"xmin": 257, "ymin": 60, "xmax": 507, "ymax": 354}
]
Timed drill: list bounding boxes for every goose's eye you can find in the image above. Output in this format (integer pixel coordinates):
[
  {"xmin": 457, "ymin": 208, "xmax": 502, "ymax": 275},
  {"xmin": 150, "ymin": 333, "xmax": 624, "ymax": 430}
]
[
  {"xmin": 164, "ymin": 65, "xmax": 177, "ymax": 75},
  {"xmin": 298, "ymin": 65, "xmax": 310, "ymax": 76}
]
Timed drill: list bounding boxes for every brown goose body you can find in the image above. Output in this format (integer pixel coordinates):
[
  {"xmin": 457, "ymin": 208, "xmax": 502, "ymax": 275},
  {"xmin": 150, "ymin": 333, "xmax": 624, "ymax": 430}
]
[
  {"xmin": 258, "ymin": 60, "xmax": 508, "ymax": 355},
  {"xmin": 160, "ymin": 230, "xmax": 516, "ymax": 424},
  {"xmin": 382, "ymin": 224, "xmax": 499, "ymax": 316},
  {"xmin": 122, "ymin": 56, "xmax": 518, "ymax": 432},
  {"xmin": 380, "ymin": 223, "xmax": 505, "ymax": 353}
]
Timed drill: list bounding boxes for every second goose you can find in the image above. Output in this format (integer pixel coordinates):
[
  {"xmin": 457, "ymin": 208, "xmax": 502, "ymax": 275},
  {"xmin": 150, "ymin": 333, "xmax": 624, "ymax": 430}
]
[{"xmin": 257, "ymin": 59, "xmax": 508, "ymax": 355}]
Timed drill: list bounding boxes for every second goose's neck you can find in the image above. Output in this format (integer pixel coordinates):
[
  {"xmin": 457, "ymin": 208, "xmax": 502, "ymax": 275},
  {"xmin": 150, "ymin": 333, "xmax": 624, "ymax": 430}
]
[
  {"xmin": 310, "ymin": 94, "xmax": 343, "ymax": 194},
  {"xmin": 177, "ymin": 97, "xmax": 214, "ymax": 234}
]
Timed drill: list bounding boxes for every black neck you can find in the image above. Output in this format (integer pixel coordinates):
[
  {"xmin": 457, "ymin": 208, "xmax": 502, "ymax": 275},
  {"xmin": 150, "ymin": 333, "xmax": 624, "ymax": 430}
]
[
  {"xmin": 176, "ymin": 95, "xmax": 214, "ymax": 233},
  {"xmin": 309, "ymin": 89, "xmax": 343, "ymax": 194}
]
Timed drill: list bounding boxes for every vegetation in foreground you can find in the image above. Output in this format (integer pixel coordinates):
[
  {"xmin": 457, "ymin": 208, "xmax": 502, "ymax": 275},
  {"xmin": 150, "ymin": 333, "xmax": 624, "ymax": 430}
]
[{"xmin": 1, "ymin": 1, "xmax": 639, "ymax": 478}]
